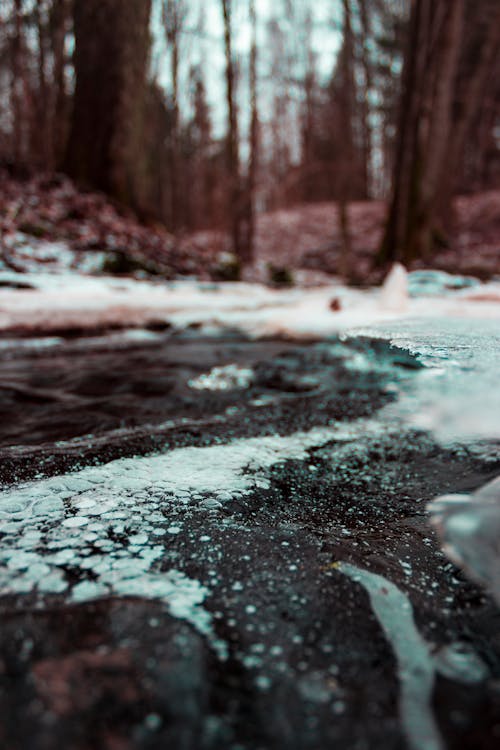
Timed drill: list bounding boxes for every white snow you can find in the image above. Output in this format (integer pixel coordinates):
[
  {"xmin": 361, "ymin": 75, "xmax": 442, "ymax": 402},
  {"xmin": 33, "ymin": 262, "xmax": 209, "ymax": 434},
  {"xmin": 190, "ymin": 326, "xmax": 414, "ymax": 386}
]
[
  {"xmin": 189, "ymin": 364, "xmax": 254, "ymax": 391},
  {"xmin": 379, "ymin": 262, "xmax": 409, "ymax": 311},
  {"xmin": 1, "ymin": 263, "xmax": 499, "ymax": 339}
]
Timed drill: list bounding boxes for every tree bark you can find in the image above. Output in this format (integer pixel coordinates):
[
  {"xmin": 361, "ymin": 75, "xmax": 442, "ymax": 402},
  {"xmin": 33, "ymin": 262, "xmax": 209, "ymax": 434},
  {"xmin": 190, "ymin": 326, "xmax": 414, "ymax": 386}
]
[
  {"xmin": 35, "ymin": 0, "xmax": 51, "ymax": 168},
  {"xmin": 438, "ymin": 4, "xmax": 500, "ymax": 231},
  {"xmin": 377, "ymin": 0, "xmax": 465, "ymax": 266},
  {"xmin": 65, "ymin": 0, "xmax": 152, "ymax": 213},
  {"xmin": 162, "ymin": 0, "xmax": 185, "ymax": 233},
  {"xmin": 337, "ymin": 0, "xmax": 355, "ymax": 277},
  {"xmin": 11, "ymin": 0, "xmax": 26, "ymax": 168},
  {"xmin": 240, "ymin": 0, "xmax": 259, "ymax": 265},
  {"xmin": 221, "ymin": 0, "xmax": 244, "ymax": 265},
  {"xmin": 358, "ymin": 0, "xmax": 374, "ymax": 198},
  {"xmin": 50, "ymin": 0, "xmax": 70, "ymax": 168}
]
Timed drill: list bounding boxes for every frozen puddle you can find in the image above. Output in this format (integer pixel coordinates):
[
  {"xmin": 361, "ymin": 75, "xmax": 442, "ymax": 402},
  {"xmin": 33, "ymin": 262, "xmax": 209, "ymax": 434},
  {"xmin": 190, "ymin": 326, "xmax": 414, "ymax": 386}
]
[
  {"xmin": 0, "ymin": 423, "xmax": 376, "ymax": 655},
  {"xmin": 354, "ymin": 317, "xmax": 500, "ymax": 442}
]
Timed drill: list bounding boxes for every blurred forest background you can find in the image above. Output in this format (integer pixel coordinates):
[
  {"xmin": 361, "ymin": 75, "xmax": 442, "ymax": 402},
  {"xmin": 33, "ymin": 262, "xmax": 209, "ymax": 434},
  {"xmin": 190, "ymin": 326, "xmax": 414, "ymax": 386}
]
[{"xmin": 0, "ymin": 0, "xmax": 499, "ymax": 281}]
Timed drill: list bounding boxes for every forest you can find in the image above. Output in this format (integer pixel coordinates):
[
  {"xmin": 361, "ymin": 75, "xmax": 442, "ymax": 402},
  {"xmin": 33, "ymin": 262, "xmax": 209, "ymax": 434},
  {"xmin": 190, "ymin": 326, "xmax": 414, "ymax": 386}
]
[
  {"xmin": 1, "ymin": 4, "xmax": 500, "ymax": 750},
  {"xmin": 1, "ymin": 0, "xmax": 499, "ymax": 279}
]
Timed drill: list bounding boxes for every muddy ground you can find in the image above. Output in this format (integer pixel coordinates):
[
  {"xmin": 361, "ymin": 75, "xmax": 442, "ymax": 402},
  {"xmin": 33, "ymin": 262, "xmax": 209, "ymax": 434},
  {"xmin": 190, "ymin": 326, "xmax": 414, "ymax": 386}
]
[{"xmin": 1, "ymin": 331, "xmax": 500, "ymax": 750}]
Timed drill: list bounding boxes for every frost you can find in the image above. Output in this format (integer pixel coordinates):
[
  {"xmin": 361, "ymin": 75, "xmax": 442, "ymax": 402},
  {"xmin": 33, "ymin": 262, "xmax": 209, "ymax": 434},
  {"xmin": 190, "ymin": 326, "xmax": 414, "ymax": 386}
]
[
  {"xmin": 188, "ymin": 364, "xmax": 254, "ymax": 391},
  {"xmin": 0, "ymin": 423, "xmax": 355, "ymax": 657},
  {"xmin": 356, "ymin": 317, "xmax": 500, "ymax": 442}
]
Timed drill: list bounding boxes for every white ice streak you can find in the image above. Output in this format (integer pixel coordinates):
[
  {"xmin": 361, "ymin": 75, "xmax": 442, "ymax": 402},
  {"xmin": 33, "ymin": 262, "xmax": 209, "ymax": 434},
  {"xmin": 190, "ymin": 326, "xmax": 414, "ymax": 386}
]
[
  {"xmin": 339, "ymin": 562, "xmax": 444, "ymax": 750},
  {"xmin": 339, "ymin": 563, "xmax": 489, "ymax": 749},
  {"xmin": 337, "ymin": 563, "xmax": 487, "ymax": 750}
]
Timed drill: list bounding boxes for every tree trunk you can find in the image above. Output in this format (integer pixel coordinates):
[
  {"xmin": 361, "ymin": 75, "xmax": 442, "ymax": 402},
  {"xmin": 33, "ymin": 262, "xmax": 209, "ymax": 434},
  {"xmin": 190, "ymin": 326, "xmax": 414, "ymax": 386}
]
[
  {"xmin": 35, "ymin": 0, "xmax": 50, "ymax": 168},
  {"xmin": 221, "ymin": 0, "xmax": 244, "ymax": 266},
  {"xmin": 240, "ymin": 0, "xmax": 259, "ymax": 265},
  {"xmin": 65, "ymin": 0, "xmax": 152, "ymax": 213},
  {"xmin": 50, "ymin": 0, "xmax": 70, "ymax": 168},
  {"xmin": 337, "ymin": 0, "xmax": 355, "ymax": 278},
  {"xmin": 377, "ymin": 0, "xmax": 465, "ymax": 267},
  {"xmin": 358, "ymin": 0, "xmax": 374, "ymax": 198},
  {"xmin": 11, "ymin": 0, "xmax": 25, "ymax": 168},
  {"xmin": 438, "ymin": 4, "xmax": 500, "ymax": 232},
  {"xmin": 162, "ymin": 0, "xmax": 185, "ymax": 233}
]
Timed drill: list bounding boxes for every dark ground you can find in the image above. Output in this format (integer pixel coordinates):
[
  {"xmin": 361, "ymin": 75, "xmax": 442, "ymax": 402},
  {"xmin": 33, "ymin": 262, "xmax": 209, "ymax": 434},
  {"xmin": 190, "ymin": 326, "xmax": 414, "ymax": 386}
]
[{"xmin": 1, "ymin": 330, "xmax": 500, "ymax": 750}]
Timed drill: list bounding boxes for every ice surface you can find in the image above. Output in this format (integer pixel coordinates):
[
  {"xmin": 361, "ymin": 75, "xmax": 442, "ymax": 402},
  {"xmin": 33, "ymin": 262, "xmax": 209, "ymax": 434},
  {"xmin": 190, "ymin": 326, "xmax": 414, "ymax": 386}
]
[
  {"xmin": 0, "ymin": 423, "xmax": 367, "ymax": 655},
  {"xmin": 355, "ymin": 316, "xmax": 500, "ymax": 442},
  {"xmin": 428, "ymin": 477, "xmax": 500, "ymax": 603},
  {"xmin": 408, "ymin": 270, "xmax": 481, "ymax": 297}
]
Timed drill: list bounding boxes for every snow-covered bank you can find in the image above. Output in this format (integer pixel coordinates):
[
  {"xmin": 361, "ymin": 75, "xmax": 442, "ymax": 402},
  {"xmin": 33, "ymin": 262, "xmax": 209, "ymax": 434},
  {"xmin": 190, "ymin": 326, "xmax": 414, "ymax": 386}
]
[{"xmin": 1, "ymin": 265, "xmax": 499, "ymax": 337}]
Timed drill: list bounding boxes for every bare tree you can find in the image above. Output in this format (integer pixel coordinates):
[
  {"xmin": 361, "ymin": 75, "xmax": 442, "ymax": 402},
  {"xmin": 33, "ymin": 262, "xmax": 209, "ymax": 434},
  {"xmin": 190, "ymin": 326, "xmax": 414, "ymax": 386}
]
[
  {"xmin": 49, "ymin": 0, "xmax": 71, "ymax": 168},
  {"xmin": 10, "ymin": 0, "xmax": 27, "ymax": 168},
  {"xmin": 438, "ymin": 1, "xmax": 500, "ymax": 231},
  {"xmin": 337, "ymin": 0, "xmax": 355, "ymax": 277},
  {"xmin": 162, "ymin": 0, "xmax": 186, "ymax": 233},
  {"xmin": 221, "ymin": 0, "xmax": 244, "ymax": 265},
  {"xmin": 377, "ymin": 0, "xmax": 466, "ymax": 265},
  {"xmin": 357, "ymin": 0, "xmax": 374, "ymax": 198},
  {"xmin": 240, "ymin": 0, "xmax": 259, "ymax": 264},
  {"xmin": 65, "ymin": 0, "xmax": 152, "ymax": 212}
]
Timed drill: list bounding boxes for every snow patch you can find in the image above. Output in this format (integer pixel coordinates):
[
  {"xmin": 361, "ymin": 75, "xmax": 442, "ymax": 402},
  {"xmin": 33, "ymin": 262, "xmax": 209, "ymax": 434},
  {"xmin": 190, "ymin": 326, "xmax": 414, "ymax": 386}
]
[{"xmin": 189, "ymin": 364, "xmax": 254, "ymax": 391}]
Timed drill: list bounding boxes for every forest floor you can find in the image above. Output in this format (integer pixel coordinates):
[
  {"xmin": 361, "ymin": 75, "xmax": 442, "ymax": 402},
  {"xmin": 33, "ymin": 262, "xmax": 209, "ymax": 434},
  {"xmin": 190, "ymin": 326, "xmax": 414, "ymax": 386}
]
[{"xmin": 1, "ymin": 170, "xmax": 499, "ymax": 282}]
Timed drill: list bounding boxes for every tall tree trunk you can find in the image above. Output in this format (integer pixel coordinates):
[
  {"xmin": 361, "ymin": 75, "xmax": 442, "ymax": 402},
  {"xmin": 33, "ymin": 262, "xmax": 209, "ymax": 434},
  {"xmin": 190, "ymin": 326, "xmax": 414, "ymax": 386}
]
[
  {"xmin": 50, "ymin": 0, "xmax": 70, "ymax": 168},
  {"xmin": 358, "ymin": 0, "xmax": 374, "ymax": 198},
  {"xmin": 162, "ymin": 0, "xmax": 185, "ymax": 233},
  {"xmin": 337, "ymin": 0, "xmax": 355, "ymax": 278},
  {"xmin": 240, "ymin": 0, "xmax": 259, "ymax": 265},
  {"xmin": 35, "ymin": 0, "xmax": 50, "ymax": 168},
  {"xmin": 300, "ymin": 10, "xmax": 316, "ymax": 202},
  {"xmin": 65, "ymin": 0, "xmax": 152, "ymax": 213},
  {"xmin": 221, "ymin": 0, "xmax": 244, "ymax": 266},
  {"xmin": 438, "ymin": 5, "xmax": 500, "ymax": 231},
  {"xmin": 11, "ymin": 0, "xmax": 25, "ymax": 168},
  {"xmin": 377, "ymin": 0, "xmax": 465, "ymax": 267}
]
